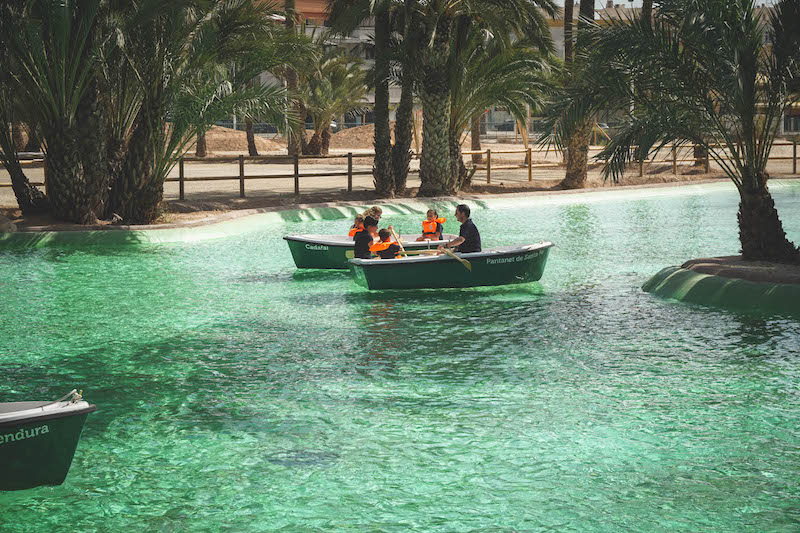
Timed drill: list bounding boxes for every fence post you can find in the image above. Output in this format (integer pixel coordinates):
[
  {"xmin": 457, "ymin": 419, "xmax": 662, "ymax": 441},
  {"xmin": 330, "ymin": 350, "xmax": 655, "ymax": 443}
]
[
  {"xmin": 238, "ymin": 155, "xmax": 246, "ymax": 198},
  {"xmin": 704, "ymin": 151, "xmax": 710, "ymax": 173},
  {"xmin": 639, "ymin": 157, "xmax": 644, "ymax": 177},
  {"xmin": 527, "ymin": 147, "xmax": 532, "ymax": 182},
  {"xmin": 43, "ymin": 157, "xmax": 48, "ymax": 194},
  {"xmin": 672, "ymin": 146, "xmax": 677, "ymax": 175},
  {"xmin": 486, "ymin": 148, "xmax": 492, "ymax": 184},
  {"xmin": 293, "ymin": 154, "xmax": 300, "ymax": 196},
  {"xmin": 347, "ymin": 152, "xmax": 353, "ymax": 192},
  {"xmin": 179, "ymin": 157, "xmax": 185, "ymax": 200},
  {"xmin": 794, "ymin": 137, "xmax": 797, "ymax": 175}
]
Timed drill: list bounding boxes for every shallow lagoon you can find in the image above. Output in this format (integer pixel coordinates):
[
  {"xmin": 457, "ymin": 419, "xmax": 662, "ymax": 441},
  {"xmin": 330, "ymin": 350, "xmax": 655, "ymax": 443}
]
[{"xmin": 1, "ymin": 181, "xmax": 799, "ymax": 532}]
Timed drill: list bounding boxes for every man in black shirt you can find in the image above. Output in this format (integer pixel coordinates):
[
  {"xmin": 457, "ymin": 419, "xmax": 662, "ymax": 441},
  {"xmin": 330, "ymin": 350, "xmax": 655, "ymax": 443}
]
[
  {"xmin": 354, "ymin": 216, "xmax": 378, "ymax": 259},
  {"xmin": 439, "ymin": 204, "xmax": 481, "ymax": 253}
]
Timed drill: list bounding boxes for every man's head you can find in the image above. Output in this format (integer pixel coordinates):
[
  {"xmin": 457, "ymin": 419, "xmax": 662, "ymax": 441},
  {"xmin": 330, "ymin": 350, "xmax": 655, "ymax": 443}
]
[
  {"xmin": 455, "ymin": 204, "xmax": 470, "ymax": 223},
  {"xmin": 378, "ymin": 228, "xmax": 391, "ymax": 242},
  {"xmin": 364, "ymin": 216, "xmax": 378, "ymax": 233}
]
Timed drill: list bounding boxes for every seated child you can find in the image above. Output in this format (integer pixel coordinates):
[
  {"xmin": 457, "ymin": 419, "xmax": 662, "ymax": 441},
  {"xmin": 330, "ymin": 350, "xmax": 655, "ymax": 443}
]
[
  {"xmin": 348, "ymin": 214, "xmax": 364, "ymax": 238},
  {"xmin": 416, "ymin": 209, "xmax": 446, "ymax": 241},
  {"xmin": 369, "ymin": 229, "xmax": 402, "ymax": 259},
  {"xmin": 354, "ymin": 216, "xmax": 379, "ymax": 259}
]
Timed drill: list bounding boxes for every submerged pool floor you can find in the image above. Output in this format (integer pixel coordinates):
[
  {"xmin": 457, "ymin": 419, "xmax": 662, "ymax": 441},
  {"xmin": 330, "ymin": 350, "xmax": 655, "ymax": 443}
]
[{"xmin": 1, "ymin": 181, "xmax": 799, "ymax": 531}]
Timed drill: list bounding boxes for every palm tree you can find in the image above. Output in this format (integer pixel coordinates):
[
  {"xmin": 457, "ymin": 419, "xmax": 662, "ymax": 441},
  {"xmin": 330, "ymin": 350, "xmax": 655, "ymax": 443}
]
[
  {"xmin": 447, "ymin": 29, "xmax": 555, "ymax": 189},
  {"xmin": 546, "ymin": 0, "xmax": 800, "ymax": 263},
  {"xmin": 1, "ymin": 0, "xmax": 105, "ymax": 222},
  {"xmin": 411, "ymin": 0, "xmax": 558, "ymax": 196},
  {"xmin": 297, "ymin": 44, "xmax": 369, "ymax": 155},
  {"xmin": 559, "ymin": 0, "xmax": 594, "ymax": 190},
  {"xmin": 102, "ymin": 0, "xmax": 294, "ymax": 223},
  {"xmin": 327, "ymin": 0, "xmax": 409, "ymax": 196}
]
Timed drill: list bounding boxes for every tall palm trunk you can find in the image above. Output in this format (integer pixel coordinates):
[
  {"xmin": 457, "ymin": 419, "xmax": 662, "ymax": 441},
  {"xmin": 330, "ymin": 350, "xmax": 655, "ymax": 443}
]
[
  {"xmin": 285, "ymin": 0, "xmax": 301, "ymax": 157},
  {"xmin": 77, "ymin": 80, "xmax": 109, "ymax": 218},
  {"xmin": 418, "ymin": 17, "xmax": 453, "ymax": 197},
  {"xmin": 45, "ymin": 130, "xmax": 97, "ymax": 223},
  {"xmin": 111, "ymin": 98, "xmax": 163, "ymax": 224},
  {"xmin": 738, "ymin": 175, "xmax": 799, "ymax": 262},
  {"xmin": 321, "ymin": 127, "xmax": 331, "ymax": 155},
  {"xmin": 564, "ymin": 0, "xmax": 574, "ymax": 63},
  {"xmin": 560, "ymin": 0, "xmax": 593, "ymax": 190},
  {"xmin": 373, "ymin": 10, "xmax": 394, "ymax": 197},
  {"xmin": 471, "ymin": 113, "xmax": 482, "ymax": 164},
  {"xmin": 195, "ymin": 131, "xmax": 207, "ymax": 157},
  {"xmin": 246, "ymin": 118, "xmax": 258, "ymax": 156},
  {"xmin": 391, "ymin": 0, "xmax": 416, "ymax": 196},
  {"xmin": 11, "ymin": 123, "xmax": 25, "ymax": 151}
]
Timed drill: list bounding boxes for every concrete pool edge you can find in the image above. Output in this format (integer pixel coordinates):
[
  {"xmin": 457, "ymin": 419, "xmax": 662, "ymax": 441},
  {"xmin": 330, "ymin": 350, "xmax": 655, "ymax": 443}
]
[
  {"xmin": 642, "ymin": 265, "xmax": 800, "ymax": 315},
  {"xmin": 1, "ymin": 177, "xmax": 797, "ymax": 249}
]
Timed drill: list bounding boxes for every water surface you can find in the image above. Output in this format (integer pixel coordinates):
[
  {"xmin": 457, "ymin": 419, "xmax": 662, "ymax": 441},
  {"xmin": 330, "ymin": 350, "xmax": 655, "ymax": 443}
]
[{"xmin": 1, "ymin": 181, "xmax": 799, "ymax": 532}]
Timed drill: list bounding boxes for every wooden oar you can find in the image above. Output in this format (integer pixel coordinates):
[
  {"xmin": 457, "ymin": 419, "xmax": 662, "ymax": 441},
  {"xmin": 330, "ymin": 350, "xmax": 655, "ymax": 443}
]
[
  {"xmin": 390, "ymin": 228, "xmax": 408, "ymax": 257},
  {"xmin": 399, "ymin": 249, "xmax": 439, "ymax": 256},
  {"xmin": 442, "ymin": 247, "xmax": 472, "ymax": 271}
]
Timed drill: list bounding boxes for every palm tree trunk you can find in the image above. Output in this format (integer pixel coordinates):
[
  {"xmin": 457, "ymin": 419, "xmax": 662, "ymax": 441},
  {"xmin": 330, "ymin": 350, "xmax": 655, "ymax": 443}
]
[
  {"xmin": 373, "ymin": 10, "xmax": 394, "ymax": 197},
  {"xmin": 45, "ymin": 130, "xmax": 97, "ymax": 223},
  {"xmin": 450, "ymin": 129, "xmax": 469, "ymax": 189},
  {"xmin": 321, "ymin": 127, "xmax": 331, "ymax": 155},
  {"xmin": 418, "ymin": 18, "xmax": 453, "ymax": 197},
  {"xmin": 246, "ymin": 118, "xmax": 258, "ymax": 156},
  {"xmin": 195, "ymin": 131, "xmax": 207, "ymax": 157},
  {"xmin": 561, "ymin": 120, "xmax": 591, "ymax": 189},
  {"xmin": 306, "ymin": 131, "xmax": 323, "ymax": 155},
  {"xmin": 4, "ymin": 158, "xmax": 49, "ymax": 213},
  {"xmin": 560, "ymin": 0, "xmax": 593, "ymax": 190},
  {"xmin": 641, "ymin": 0, "xmax": 653, "ymax": 23},
  {"xmin": 77, "ymin": 80, "xmax": 109, "ymax": 219},
  {"xmin": 110, "ymin": 101, "xmax": 163, "ymax": 224},
  {"xmin": 391, "ymin": 0, "xmax": 416, "ymax": 196},
  {"xmin": 23, "ymin": 126, "xmax": 41, "ymax": 152},
  {"xmin": 285, "ymin": 0, "xmax": 301, "ymax": 157},
  {"xmin": 471, "ymin": 113, "xmax": 482, "ymax": 164},
  {"xmin": 564, "ymin": 0, "xmax": 574, "ymax": 63},
  {"xmin": 11, "ymin": 123, "xmax": 25, "ymax": 152},
  {"xmin": 738, "ymin": 176, "xmax": 799, "ymax": 263}
]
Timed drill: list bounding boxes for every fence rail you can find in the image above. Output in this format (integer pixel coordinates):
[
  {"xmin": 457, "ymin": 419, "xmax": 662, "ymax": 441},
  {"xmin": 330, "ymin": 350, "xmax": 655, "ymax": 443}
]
[{"xmin": 2, "ymin": 139, "xmax": 798, "ymax": 195}]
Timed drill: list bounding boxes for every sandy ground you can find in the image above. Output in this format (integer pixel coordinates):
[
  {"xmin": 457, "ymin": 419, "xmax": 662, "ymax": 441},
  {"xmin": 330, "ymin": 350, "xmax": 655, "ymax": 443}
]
[{"xmin": 2, "ymin": 139, "xmax": 798, "ymax": 225}]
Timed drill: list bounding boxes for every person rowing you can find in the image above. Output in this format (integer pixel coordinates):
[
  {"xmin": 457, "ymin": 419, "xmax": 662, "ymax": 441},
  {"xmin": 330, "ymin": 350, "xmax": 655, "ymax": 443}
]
[
  {"xmin": 416, "ymin": 209, "xmax": 446, "ymax": 241},
  {"xmin": 438, "ymin": 204, "xmax": 481, "ymax": 254}
]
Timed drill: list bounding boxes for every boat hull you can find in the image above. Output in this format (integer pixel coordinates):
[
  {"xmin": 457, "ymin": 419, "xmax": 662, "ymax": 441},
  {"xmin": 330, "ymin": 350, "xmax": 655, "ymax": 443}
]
[
  {"xmin": 348, "ymin": 243, "xmax": 553, "ymax": 290},
  {"xmin": 0, "ymin": 404, "xmax": 96, "ymax": 491},
  {"xmin": 284, "ymin": 234, "xmax": 455, "ymax": 270}
]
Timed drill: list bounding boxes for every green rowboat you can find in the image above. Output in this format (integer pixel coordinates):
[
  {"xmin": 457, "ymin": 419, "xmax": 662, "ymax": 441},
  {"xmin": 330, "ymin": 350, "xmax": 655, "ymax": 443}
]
[
  {"xmin": 348, "ymin": 242, "xmax": 554, "ymax": 290},
  {"xmin": 284, "ymin": 233, "xmax": 457, "ymax": 269}
]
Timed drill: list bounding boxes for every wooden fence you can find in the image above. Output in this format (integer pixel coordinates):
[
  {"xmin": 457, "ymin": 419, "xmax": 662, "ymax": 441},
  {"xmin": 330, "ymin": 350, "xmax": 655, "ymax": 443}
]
[{"xmin": 3, "ymin": 138, "xmax": 798, "ymax": 196}]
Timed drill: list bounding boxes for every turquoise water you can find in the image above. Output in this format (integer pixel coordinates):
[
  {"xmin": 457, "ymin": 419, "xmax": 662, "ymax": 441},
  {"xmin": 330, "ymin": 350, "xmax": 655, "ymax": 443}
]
[{"xmin": 1, "ymin": 181, "xmax": 799, "ymax": 532}]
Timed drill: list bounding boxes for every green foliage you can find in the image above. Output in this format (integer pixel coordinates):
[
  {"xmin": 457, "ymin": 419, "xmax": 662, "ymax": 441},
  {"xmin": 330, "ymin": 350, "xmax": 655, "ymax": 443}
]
[
  {"xmin": 542, "ymin": 0, "xmax": 800, "ymax": 189},
  {"xmin": 296, "ymin": 38, "xmax": 370, "ymax": 136}
]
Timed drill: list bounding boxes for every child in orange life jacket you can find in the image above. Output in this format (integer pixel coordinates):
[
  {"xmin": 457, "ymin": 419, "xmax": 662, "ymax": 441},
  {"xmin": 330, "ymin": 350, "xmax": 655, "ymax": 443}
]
[
  {"xmin": 416, "ymin": 209, "xmax": 446, "ymax": 241},
  {"xmin": 369, "ymin": 229, "xmax": 402, "ymax": 259},
  {"xmin": 348, "ymin": 214, "xmax": 364, "ymax": 238}
]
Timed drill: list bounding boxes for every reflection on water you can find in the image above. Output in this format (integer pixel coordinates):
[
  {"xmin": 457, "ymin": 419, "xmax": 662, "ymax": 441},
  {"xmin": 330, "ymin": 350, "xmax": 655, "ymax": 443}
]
[{"xmin": 0, "ymin": 181, "xmax": 799, "ymax": 532}]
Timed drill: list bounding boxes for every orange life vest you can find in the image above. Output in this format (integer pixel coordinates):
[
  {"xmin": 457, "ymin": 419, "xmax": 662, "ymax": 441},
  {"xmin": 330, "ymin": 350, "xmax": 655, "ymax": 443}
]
[
  {"xmin": 348, "ymin": 224, "xmax": 364, "ymax": 237},
  {"xmin": 369, "ymin": 240, "xmax": 399, "ymax": 258},
  {"xmin": 422, "ymin": 217, "xmax": 446, "ymax": 237}
]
